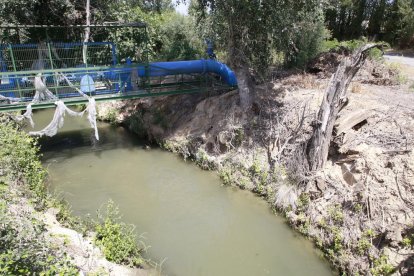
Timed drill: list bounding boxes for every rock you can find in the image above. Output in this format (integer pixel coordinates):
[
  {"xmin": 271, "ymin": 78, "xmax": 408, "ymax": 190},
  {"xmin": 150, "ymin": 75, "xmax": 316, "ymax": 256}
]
[
  {"xmin": 341, "ymin": 163, "xmax": 358, "ymax": 186},
  {"xmin": 316, "ymin": 178, "xmax": 327, "ymax": 192},
  {"xmin": 387, "ymin": 227, "xmax": 403, "ymax": 248}
]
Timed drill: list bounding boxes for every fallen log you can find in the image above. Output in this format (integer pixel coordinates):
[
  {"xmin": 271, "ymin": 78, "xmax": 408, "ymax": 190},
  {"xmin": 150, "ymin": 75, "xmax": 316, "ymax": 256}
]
[{"xmin": 335, "ymin": 109, "xmax": 374, "ymax": 135}]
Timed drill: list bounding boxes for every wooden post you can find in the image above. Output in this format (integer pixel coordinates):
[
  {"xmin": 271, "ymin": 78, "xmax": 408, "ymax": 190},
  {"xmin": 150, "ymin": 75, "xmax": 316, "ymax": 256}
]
[{"xmin": 307, "ymin": 44, "xmax": 380, "ymax": 171}]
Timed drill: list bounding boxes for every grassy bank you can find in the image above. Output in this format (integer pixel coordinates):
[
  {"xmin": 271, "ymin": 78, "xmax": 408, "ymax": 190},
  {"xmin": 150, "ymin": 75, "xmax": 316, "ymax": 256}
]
[{"xmin": 0, "ymin": 119, "xmax": 146, "ymax": 275}]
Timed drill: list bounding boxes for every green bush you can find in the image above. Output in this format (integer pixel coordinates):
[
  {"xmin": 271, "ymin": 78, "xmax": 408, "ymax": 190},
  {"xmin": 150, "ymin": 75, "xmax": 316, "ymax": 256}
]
[
  {"xmin": 156, "ymin": 12, "xmax": 204, "ymax": 61},
  {"xmin": 370, "ymin": 255, "xmax": 395, "ymax": 276},
  {"xmin": 0, "ymin": 122, "xmax": 79, "ymax": 275},
  {"xmin": 0, "ymin": 122, "xmax": 47, "ymax": 204},
  {"xmin": 322, "ymin": 39, "xmax": 389, "ymax": 60},
  {"xmin": 111, "ymin": 5, "xmax": 203, "ymax": 62},
  {"xmin": 286, "ymin": 21, "xmax": 330, "ymax": 68},
  {"xmin": 219, "ymin": 166, "xmax": 233, "ymax": 186},
  {"xmin": 329, "ymin": 204, "xmax": 344, "ymax": 225},
  {"xmin": 195, "ymin": 148, "xmax": 216, "ymax": 170},
  {"xmin": 95, "ymin": 200, "xmax": 143, "ymax": 267}
]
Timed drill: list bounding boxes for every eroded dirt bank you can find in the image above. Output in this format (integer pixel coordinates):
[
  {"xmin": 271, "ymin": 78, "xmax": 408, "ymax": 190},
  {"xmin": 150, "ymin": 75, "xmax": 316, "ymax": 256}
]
[{"xmin": 97, "ymin": 59, "xmax": 414, "ymax": 275}]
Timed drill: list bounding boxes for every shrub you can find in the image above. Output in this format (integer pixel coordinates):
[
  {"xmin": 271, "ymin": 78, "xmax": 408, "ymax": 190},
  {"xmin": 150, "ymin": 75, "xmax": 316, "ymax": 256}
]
[
  {"xmin": 329, "ymin": 205, "xmax": 344, "ymax": 225},
  {"xmin": 370, "ymin": 255, "xmax": 395, "ymax": 276},
  {"xmin": 219, "ymin": 166, "xmax": 233, "ymax": 186},
  {"xmin": 94, "ymin": 200, "xmax": 143, "ymax": 267},
  {"xmin": 0, "ymin": 123, "xmax": 47, "ymax": 204},
  {"xmin": 195, "ymin": 148, "xmax": 216, "ymax": 170},
  {"xmin": 157, "ymin": 12, "xmax": 204, "ymax": 61},
  {"xmin": 0, "ymin": 122, "xmax": 78, "ymax": 275},
  {"xmin": 322, "ymin": 39, "xmax": 389, "ymax": 60},
  {"xmin": 286, "ymin": 21, "xmax": 329, "ymax": 68},
  {"xmin": 357, "ymin": 238, "xmax": 371, "ymax": 255},
  {"xmin": 0, "ymin": 195, "xmax": 77, "ymax": 275}
]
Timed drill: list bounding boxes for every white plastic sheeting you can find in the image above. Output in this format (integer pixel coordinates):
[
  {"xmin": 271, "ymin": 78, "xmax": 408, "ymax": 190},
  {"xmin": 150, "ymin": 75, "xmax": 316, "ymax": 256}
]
[
  {"xmin": 13, "ymin": 104, "xmax": 34, "ymax": 128},
  {"xmin": 29, "ymin": 101, "xmax": 82, "ymax": 137},
  {"xmin": 86, "ymin": 98, "xmax": 99, "ymax": 140},
  {"xmin": 33, "ymin": 74, "xmax": 57, "ymax": 103},
  {"xmin": 19, "ymin": 72, "xmax": 100, "ymax": 140},
  {"xmin": 0, "ymin": 94, "xmax": 19, "ymax": 104},
  {"xmin": 29, "ymin": 98, "xmax": 99, "ymax": 140}
]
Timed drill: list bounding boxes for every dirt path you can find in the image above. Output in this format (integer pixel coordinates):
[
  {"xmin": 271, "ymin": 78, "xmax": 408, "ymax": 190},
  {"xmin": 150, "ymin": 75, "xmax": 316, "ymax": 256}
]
[
  {"xmin": 384, "ymin": 54, "xmax": 414, "ymax": 83},
  {"xmin": 384, "ymin": 54, "xmax": 414, "ymax": 67}
]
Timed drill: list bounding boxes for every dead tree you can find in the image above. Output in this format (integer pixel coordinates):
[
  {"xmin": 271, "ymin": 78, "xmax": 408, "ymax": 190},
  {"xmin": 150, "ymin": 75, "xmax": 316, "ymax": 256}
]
[{"xmin": 307, "ymin": 44, "xmax": 381, "ymax": 171}]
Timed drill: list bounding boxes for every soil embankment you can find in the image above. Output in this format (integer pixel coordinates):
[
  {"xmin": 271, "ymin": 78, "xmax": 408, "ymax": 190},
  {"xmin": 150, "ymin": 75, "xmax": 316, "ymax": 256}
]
[{"xmin": 98, "ymin": 56, "xmax": 414, "ymax": 275}]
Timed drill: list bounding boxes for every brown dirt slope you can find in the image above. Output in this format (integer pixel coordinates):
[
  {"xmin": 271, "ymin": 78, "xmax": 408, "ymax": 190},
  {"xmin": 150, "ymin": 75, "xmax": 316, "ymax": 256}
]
[{"xmin": 98, "ymin": 61, "xmax": 414, "ymax": 275}]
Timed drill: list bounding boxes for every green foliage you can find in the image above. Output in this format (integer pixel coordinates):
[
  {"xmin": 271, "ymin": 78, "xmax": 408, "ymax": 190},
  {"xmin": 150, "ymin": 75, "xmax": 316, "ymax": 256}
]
[
  {"xmin": 401, "ymin": 233, "xmax": 414, "ymax": 247},
  {"xmin": 331, "ymin": 226, "xmax": 344, "ymax": 253},
  {"xmin": 0, "ymin": 122, "xmax": 78, "ymax": 275},
  {"xmin": 318, "ymin": 218, "xmax": 328, "ymax": 230},
  {"xmin": 296, "ymin": 193, "xmax": 310, "ymax": 213},
  {"xmin": 396, "ymin": 0, "xmax": 414, "ymax": 47},
  {"xmin": 1, "ymin": 0, "xmax": 202, "ymax": 61},
  {"xmin": 370, "ymin": 255, "xmax": 395, "ymax": 276},
  {"xmin": 107, "ymin": 4, "xmax": 203, "ymax": 62},
  {"xmin": 353, "ymin": 203, "xmax": 363, "ymax": 213},
  {"xmin": 324, "ymin": 0, "xmax": 414, "ymax": 48},
  {"xmin": 125, "ymin": 111, "xmax": 148, "ymax": 139},
  {"xmin": 286, "ymin": 20, "xmax": 330, "ymax": 67},
  {"xmin": 296, "ymin": 213, "xmax": 311, "ymax": 235},
  {"xmin": 156, "ymin": 12, "xmax": 204, "ymax": 61},
  {"xmin": 52, "ymin": 197, "xmax": 94, "ymax": 235},
  {"xmin": 356, "ymin": 229, "xmax": 376, "ymax": 256},
  {"xmin": 218, "ymin": 163, "xmax": 251, "ymax": 189},
  {"xmin": 322, "ymin": 38, "xmax": 387, "ymax": 60},
  {"xmin": 0, "ymin": 122, "xmax": 47, "ymax": 206},
  {"xmin": 219, "ymin": 165, "xmax": 233, "ymax": 186},
  {"xmin": 249, "ymin": 160, "xmax": 262, "ymax": 176},
  {"xmin": 105, "ymin": 109, "xmax": 118, "ymax": 125},
  {"xmin": 233, "ymin": 128, "xmax": 245, "ymax": 148},
  {"xmin": 329, "ymin": 204, "xmax": 344, "ymax": 225},
  {"xmin": 386, "ymin": 62, "xmax": 408, "ymax": 85},
  {"xmin": 402, "ymin": 237, "xmax": 412, "ymax": 247},
  {"xmin": 95, "ymin": 200, "xmax": 143, "ymax": 267},
  {"xmin": 357, "ymin": 238, "xmax": 371, "ymax": 255},
  {"xmin": 194, "ymin": 0, "xmax": 326, "ymax": 73},
  {"xmin": 364, "ymin": 228, "xmax": 376, "ymax": 238},
  {"xmin": 195, "ymin": 148, "xmax": 216, "ymax": 170}
]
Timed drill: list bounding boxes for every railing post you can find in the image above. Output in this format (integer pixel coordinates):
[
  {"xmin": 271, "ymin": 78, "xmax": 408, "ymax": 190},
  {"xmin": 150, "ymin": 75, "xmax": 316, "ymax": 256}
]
[
  {"xmin": 47, "ymin": 42, "xmax": 59, "ymax": 97},
  {"xmin": 8, "ymin": 44, "xmax": 22, "ymax": 99},
  {"xmin": 145, "ymin": 63, "xmax": 150, "ymax": 93}
]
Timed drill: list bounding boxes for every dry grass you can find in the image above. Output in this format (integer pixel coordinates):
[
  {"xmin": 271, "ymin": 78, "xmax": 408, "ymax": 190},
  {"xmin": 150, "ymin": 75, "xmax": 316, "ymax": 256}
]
[
  {"xmin": 274, "ymin": 182, "xmax": 299, "ymax": 210},
  {"xmin": 351, "ymin": 83, "xmax": 364, "ymax": 94},
  {"xmin": 281, "ymin": 73, "xmax": 321, "ymax": 89}
]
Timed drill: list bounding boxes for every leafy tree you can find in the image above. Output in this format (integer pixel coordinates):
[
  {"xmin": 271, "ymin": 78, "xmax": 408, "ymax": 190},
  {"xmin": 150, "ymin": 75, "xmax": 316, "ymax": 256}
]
[
  {"xmin": 156, "ymin": 12, "xmax": 204, "ymax": 61},
  {"xmin": 396, "ymin": 0, "xmax": 414, "ymax": 47},
  {"xmin": 324, "ymin": 0, "xmax": 414, "ymax": 48},
  {"xmin": 191, "ymin": 0, "xmax": 326, "ymax": 107}
]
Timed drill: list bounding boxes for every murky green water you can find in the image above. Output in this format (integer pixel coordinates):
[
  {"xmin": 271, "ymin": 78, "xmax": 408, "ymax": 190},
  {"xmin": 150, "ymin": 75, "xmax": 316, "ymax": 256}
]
[{"xmin": 31, "ymin": 109, "xmax": 332, "ymax": 276}]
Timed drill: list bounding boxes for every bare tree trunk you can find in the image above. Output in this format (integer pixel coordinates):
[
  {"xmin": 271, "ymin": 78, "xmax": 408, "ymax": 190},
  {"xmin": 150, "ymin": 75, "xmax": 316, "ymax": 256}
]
[
  {"xmin": 83, "ymin": 0, "xmax": 91, "ymax": 65},
  {"xmin": 235, "ymin": 65, "xmax": 254, "ymax": 110},
  {"xmin": 307, "ymin": 44, "xmax": 380, "ymax": 171}
]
